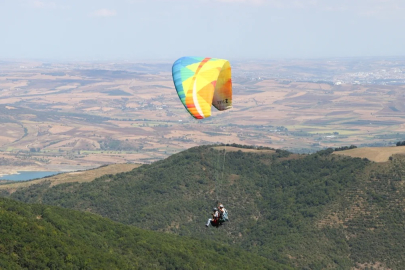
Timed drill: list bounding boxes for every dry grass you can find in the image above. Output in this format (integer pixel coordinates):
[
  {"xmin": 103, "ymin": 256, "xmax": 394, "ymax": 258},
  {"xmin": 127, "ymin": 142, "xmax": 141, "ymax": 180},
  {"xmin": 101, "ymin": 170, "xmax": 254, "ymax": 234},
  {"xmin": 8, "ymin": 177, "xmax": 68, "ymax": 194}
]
[
  {"xmin": 0, "ymin": 163, "xmax": 141, "ymax": 193},
  {"xmin": 333, "ymin": 147, "xmax": 405, "ymax": 162}
]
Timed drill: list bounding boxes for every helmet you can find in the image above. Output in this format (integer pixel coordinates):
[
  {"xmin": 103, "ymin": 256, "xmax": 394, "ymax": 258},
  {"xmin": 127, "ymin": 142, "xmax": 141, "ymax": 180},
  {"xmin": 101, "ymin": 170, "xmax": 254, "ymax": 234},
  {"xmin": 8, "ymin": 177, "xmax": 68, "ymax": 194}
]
[
  {"xmin": 213, "ymin": 207, "xmax": 218, "ymax": 211},
  {"xmin": 219, "ymin": 204, "xmax": 224, "ymax": 208}
]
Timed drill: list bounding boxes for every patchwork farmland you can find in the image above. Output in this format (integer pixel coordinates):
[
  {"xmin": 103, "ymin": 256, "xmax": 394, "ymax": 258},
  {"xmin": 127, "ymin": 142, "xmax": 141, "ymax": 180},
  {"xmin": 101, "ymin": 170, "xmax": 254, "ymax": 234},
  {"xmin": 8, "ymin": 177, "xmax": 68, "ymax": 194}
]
[{"xmin": 1, "ymin": 59, "xmax": 405, "ymax": 175}]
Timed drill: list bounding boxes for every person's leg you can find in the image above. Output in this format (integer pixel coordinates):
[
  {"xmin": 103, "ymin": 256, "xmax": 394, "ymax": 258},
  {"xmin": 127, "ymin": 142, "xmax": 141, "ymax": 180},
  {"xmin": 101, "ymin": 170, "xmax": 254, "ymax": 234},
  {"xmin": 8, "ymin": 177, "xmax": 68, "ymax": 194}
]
[{"xmin": 206, "ymin": 218, "xmax": 212, "ymax": 226}]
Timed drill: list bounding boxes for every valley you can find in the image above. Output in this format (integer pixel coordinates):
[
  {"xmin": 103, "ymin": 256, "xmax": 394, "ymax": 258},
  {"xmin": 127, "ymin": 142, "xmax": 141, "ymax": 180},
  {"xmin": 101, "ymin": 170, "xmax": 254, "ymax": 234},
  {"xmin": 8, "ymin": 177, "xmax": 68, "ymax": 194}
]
[{"xmin": 1, "ymin": 59, "xmax": 405, "ymax": 177}]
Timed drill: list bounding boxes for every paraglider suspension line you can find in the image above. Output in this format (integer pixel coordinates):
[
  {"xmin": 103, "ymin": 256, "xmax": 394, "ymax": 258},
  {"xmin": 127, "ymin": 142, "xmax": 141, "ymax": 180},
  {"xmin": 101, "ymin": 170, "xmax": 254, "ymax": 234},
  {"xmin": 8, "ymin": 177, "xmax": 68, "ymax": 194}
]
[{"xmin": 215, "ymin": 143, "xmax": 227, "ymax": 202}]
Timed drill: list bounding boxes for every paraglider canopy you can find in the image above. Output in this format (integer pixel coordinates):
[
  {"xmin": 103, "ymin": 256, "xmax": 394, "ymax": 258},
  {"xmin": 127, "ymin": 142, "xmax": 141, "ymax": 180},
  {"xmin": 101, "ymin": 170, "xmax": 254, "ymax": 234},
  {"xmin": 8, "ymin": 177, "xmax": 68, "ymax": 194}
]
[{"xmin": 172, "ymin": 57, "xmax": 232, "ymax": 119}]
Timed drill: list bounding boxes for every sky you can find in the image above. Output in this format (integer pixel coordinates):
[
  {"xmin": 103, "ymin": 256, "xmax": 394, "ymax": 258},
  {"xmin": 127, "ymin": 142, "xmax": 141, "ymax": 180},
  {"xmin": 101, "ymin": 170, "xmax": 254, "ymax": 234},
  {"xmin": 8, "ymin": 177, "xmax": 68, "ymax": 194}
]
[{"xmin": 0, "ymin": 0, "xmax": 404, "ymax": 61}]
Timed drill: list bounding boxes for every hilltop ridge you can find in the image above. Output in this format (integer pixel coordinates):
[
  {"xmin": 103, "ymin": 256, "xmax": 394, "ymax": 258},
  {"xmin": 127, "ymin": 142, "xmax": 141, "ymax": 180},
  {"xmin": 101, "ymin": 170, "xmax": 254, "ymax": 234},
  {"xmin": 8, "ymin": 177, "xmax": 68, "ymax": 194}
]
[
  {"xmin": 7, "ymin": 145, "xmax": 405, "ymax": 268},
  {"xmin": 333, "ymin": 145, "xmax": 405, "ymax": 162}
]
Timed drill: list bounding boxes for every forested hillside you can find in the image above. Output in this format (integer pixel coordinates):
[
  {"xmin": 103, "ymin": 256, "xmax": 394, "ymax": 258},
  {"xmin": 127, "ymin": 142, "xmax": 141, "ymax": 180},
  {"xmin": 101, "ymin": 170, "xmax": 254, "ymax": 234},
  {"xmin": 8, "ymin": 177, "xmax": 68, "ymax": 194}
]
[
  {"xmin": 0, "ymin": 197, "xmax": 287, "ymax": 269},
  {"xmin": 4, "ymin": 145, "xmax": 405, "ymax": 269}
]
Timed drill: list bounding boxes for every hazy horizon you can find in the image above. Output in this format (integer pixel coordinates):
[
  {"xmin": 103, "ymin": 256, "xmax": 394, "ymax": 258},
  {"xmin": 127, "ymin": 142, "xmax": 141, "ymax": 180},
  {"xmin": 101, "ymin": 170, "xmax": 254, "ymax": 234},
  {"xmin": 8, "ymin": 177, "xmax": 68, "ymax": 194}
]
[
  {"xmin": 2, "ymin": 55, "xmax": 405, "ymax": 63},
  {"xmin": 1, "ymin": 0, "xmax": 404, "ymax": 61}
]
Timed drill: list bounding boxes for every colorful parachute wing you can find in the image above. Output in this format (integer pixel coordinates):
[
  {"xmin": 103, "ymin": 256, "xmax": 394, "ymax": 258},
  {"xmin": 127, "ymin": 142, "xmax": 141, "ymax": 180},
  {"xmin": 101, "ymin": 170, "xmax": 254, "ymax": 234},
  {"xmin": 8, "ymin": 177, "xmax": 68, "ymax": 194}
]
[{"xmin": 172, "ymin": 57, "xmax": 232, "ymax": 119}]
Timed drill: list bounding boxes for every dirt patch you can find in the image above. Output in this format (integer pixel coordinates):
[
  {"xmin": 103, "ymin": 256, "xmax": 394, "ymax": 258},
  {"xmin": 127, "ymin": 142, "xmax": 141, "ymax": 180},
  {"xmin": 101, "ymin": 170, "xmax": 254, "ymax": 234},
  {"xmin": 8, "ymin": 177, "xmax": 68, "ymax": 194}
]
[
  {"xmin": 228, "ymin": 174, "xmax": 240, "ymax": 185},
  {"xmin": 354, "ymin": 262, "xmax": 391, "ymax": 270},
  {"xmin": 317, "ymin": 212, "xmax": 344, "ymax": 229}
]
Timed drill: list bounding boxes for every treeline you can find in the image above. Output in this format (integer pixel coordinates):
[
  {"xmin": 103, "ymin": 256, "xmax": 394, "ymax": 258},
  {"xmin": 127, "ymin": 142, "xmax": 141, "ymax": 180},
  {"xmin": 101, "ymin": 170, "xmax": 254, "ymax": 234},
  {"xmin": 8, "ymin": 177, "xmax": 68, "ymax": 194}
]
[
  {"xmin": 396, "ymin": 141, "xmax": 405, "ymax": 146},
  {"xmin": 0, "ymin": 197, "xmax": 288, "ymax": 270},
  {"xmin": 7, "ymin": 145, "xmax": 373, "ymax": 269},
  {"xmin": 222, "ymin": 143, "xmax": 275, "ymax": 150},
  {"xmin": 334, "ymin": 145, "xmax": 357, "ymax": 151}
]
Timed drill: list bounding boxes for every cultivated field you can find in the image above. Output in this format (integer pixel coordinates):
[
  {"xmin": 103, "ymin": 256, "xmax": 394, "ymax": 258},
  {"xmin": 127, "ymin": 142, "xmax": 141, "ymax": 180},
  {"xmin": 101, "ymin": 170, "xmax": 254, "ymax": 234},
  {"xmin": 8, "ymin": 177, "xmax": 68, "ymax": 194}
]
[{"xmin": 1, "ymin": 59, "xmax": 405, "ymax": 175}]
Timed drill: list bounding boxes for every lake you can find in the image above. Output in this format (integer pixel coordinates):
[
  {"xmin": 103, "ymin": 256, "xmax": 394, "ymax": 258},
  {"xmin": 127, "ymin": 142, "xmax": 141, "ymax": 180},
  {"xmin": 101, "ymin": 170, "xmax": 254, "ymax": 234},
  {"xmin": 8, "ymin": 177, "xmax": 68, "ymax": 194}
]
[{"xmin": 0, "ymin": 171, "xmax": 61, "ymax": 181}]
